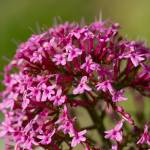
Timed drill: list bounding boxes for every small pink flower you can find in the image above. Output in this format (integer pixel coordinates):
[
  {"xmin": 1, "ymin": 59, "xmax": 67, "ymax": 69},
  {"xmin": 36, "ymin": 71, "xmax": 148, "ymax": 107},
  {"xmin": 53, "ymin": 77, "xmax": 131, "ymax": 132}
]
[
  {"xmin": 52, "ymin": 53, "xmax": 67, "ymax": 65},
  {"xmin": 29, "ymin": 87, "xmax": 41, "ymax": 102},
  {"xmin": 81, "ymin": 55, "xmax": 99, "ymax": 73},
  {"xmin": 50, "ymin": 88, "xmax": 66, "ymax": 106},
  {"xmin": 30, "ymin": 51, "xmax": 43, "ymax": 64},
  {"xmin": 112, "ymin": 90, "xmax": 127, "ymax": 102},
  {"xmin": 73, "ymin": 76, "xmax": 91, "ymax": 95},
  {"xmin": 105, "ymin": 120, "xmax": 124, "ymax": 142},
  {"xmin": 71, "ymin": 130, "xmax": 87, "ymax": 147},
  {"xmin": 66, "ymin": 45, "xmax": 82, "ymax": 61},
  {"xmin": 37, "ymin": 129, "xmax": 55, "ymax": 145},
  {"xmin": 58, "ymin": 119, "xmax": 74, "ymax": 135},
  {"xmin": 120, "ymin": 52, "xmax": 145, "ymax": 67},
  {"xmin": 41, "ymin": 83, "xmax": 55, "ymax": 102},
  {"xmin": 137, "ymin": 124, "xmax": 150, "ymax": 145},
  {"xmin": 96, "ymin": 80, "xmax": 114, "ymax": 94},
  {"xmin": 56, "ymin": 105, "xmax": 76, "ymax": 136}
]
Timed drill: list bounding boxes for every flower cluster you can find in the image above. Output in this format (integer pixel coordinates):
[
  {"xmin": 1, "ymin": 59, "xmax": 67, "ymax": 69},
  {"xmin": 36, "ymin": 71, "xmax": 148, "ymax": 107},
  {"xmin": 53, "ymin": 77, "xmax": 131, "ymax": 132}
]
[{"xmin": 0, "ymin": 21, "xmax": 149, "ymax": 149}]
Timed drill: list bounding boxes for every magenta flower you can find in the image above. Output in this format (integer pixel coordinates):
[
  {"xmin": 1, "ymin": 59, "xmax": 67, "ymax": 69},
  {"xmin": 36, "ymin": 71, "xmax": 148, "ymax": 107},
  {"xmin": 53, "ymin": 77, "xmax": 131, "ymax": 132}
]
[
  {"xmin": 37, "ymin": 129, "xmax": 55, "ymax": 145},
  {"xmin": 28, "ymin": 86, "xmax": 41, "ymax": 102},
  {"xmin": 30, "ymin": 51, "xmax": 43, "ymax": 64},
  {"xmin": 71, "ymin": 130, "xmax": 87, "ymax": 147},
  {"xmin": 41, "ymin": 83, "xmax": 55, "ymax": 102},
  {"xmin": 66, "ymin": 45, "xmax": 82, "ymax": 61},
  {"xmin": 96, "ymin": 80, "xmax": 114, "ymax": 94},
  {"xmin": 58, "ymin": 119, "xmax": 74, "ymax": 135},
  {"xmin": 81, "ymin": 55, "xmax": 99, "ymax": 73},
  {"xmin": 120, "ymin": 52, "xmax": 145, "ymax": 67},
  {"xmin": 105, "ymin": 120, "xmax": 124, "ymax": 142},
  {"xmin": 52, "ymin": 53, "xmax": 67, "ymax": 65},
  {"xmin": 137, "ymin": 124, "xmax": 150, "ymax": 145},
  {"xmin": 73, "ymin": 76, "xmax": 91, "ymax": 94},
  {"xmin": 112, "ymin": 90, "xmax": 127, "ymax": 102},
  {"xmin": 50, "ymin": 88, "xmax": 66, "ymax": 106}
]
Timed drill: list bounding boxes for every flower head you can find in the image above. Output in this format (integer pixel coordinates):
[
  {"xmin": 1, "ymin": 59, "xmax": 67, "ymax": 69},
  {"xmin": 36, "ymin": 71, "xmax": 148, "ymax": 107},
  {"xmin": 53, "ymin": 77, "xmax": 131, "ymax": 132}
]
[{"xmin": 0, "ymin": 20, "xmax": 149, "ymax": 150}]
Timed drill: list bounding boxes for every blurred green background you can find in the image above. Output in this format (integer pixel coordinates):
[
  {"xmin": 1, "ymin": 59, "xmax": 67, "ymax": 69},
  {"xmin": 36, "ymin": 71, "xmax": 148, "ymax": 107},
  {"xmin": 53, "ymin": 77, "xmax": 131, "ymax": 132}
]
[{"xmin": 0, "ymin": 0, "xmax": 150, "ymax": 149}]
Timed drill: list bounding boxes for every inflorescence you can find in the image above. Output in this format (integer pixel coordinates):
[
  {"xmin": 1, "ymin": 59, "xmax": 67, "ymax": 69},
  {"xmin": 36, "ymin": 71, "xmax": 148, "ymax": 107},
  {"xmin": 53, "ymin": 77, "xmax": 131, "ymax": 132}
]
[{"xmin": 0, "ymin": 21, "xmax": 150, "ymax": 150}]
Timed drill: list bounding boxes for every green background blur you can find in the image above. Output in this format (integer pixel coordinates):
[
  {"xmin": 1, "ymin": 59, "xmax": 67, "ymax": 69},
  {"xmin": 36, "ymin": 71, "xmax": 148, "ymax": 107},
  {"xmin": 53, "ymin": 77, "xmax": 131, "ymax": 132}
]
[{"xmin": 0, "ymin": 0, "xmax": 150, "ymax": 149}]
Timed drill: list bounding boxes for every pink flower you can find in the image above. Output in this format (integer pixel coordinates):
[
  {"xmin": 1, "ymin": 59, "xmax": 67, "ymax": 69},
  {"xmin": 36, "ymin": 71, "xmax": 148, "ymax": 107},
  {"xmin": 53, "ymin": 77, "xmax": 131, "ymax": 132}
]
[
  {"xmin": 73, "ymin": 76, "xmax": 91, "ymax": 95},
  {"xmin": 66, "ymin": 45, "xmax": 82, "ymax": 61},
  {"xmin": 28, "ymin": 87, "xmax": 41, "ymax": 102},
  {"xmin": 41, "ymin": 83, "xmax": 55, "ymax": 102},
  {"xmin": 30, "ymin": 51, "xmax": 43, "ymax": 64},
  {"xmin": 71, "ymin": 130, "xmax": 87, "ymax": 147},
  {"xmin": 112, "ymin": 90, "xmax": 127, "ymax": 102},
  {"xmin": 104, "ymin": 120, "xmax": 124, "ymax": 142},
  {"xmin": 37, "ymin": 129, "xmax": 55, "ymax": 145},
  {"xmin": 58, "ymin": 119, "xmax": 74, "ymax": 135},
  {"xmin": 50, "ymin": 88, "xmax": 66, "ymax": 106},
  {"xmin": 81, "ymin": 55, "xmax": 99, "ymax": 73},
  {"xmin": 56, "ymin": 105, "xmax": 77, "ymax": 137},
  {"xmin": 137, "ymin": 124, "xmax": 150, "ymax": 145},
  {"xmin": 120, "ymin": 52, "xmax": 145, "ymax": 67},
  {"xmin": 52, "ymin": 53, "xmax": 67, "ymax": 65},
  {"xmin": 96, "ymin": 80, "xmax": 114, "ymax": 94}
]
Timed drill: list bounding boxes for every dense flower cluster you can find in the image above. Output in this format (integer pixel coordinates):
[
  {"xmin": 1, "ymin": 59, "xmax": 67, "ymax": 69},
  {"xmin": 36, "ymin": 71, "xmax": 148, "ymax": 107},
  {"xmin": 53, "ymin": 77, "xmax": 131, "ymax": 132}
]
[{"xmin": 0, "ymin": 21, "xmax": 150, "ymax": 149}]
